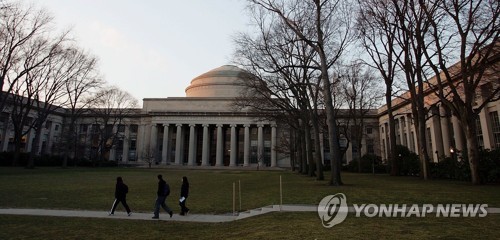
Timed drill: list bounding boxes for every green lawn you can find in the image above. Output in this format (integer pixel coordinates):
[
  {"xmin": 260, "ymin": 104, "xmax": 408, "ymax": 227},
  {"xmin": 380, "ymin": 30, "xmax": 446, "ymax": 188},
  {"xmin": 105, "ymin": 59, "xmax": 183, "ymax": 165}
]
[{"xmin": 0, "ymin": 167, "xmax": 499, "ymax": 239}]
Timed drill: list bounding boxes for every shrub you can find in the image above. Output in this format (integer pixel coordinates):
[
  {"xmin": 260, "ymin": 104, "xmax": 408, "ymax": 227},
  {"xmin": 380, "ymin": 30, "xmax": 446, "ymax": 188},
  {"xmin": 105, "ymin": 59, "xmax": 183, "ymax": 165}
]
[
  {"xmin": 429, "ymin": 149, "xmax": 500, "ymax": 183},
  {"xmin": 343, "ymin": 154, "xmax": 387, "ymax": 173},
  {"xmin": 388, "ymin": 145, "xmax": 420, "ymax": 176}
]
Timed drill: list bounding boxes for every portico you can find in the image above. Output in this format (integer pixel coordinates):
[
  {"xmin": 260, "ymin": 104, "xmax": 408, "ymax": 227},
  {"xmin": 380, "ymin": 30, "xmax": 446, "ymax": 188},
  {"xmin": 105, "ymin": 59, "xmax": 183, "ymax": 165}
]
[{"xmin": 147, "ymin": 122, "xmax": 277, "ymax": 167}]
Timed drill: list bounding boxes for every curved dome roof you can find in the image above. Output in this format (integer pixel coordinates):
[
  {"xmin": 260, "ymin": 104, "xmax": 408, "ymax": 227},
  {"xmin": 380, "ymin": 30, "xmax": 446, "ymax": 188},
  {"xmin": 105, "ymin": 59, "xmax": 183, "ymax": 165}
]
[{"xmin": 185, "ymin": 65, "xmax": 253, "ymax": 98}]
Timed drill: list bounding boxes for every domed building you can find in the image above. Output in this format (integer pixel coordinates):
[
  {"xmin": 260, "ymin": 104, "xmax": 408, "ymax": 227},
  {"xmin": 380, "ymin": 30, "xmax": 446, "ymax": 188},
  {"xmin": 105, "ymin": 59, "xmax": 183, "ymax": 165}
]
[
  {"xmin": 185, "ymin": 65, "xmax": 252, "ymax": 98},
  {"xmin": 136, "ymin": 65, "xmax": 282, "ymax": 167}
]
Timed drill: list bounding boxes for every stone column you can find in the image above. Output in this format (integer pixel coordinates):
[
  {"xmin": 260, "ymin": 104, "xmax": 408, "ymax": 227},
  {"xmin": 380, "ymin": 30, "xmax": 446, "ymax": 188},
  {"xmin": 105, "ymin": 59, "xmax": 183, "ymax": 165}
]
[
  {"xmin": 432, "ymin": 107, "xmax": 444, "ymax": 159},
  {"xmin": 1, "ymin": 113, "xmax": 10, "ymax": 151},
  {"xmin": 216, "ymin": 124, "xmax": 223, "ymax": 166},
  {"xmin": 150, "ymin": 124, "xmax": 157, "ymax": 162},
  {"xmin": 405, "ymin": 114, "xmax": 412, "ymax": 151},
  {"xmin": 109, "ymin": 125, "xmax": 118, "ymax": 161},
  {"xmin": 201, "ymin": 124, "xmax": 209, "ymax": 166},
  {"xmin": 188, "ymin": 124, "xmax": 196, "ymax": 166},
  {"xmin": 122, "ymin": 125, "xmax": 130, "ymax": 163},
  {"xmin": 26, "ymin": 128, "xmax": 34, "ymax": 152},
  {"xmin": 136, "ymin": 124, "xmax": 145, "ymax": 161},
  {"xmin": 243, "ymin": 124, "xmax": 250, "ymax": 167},
  {"xmin": 271, "ymin": 124, "xmax": 277, "ymax": 167},
  {"xmin": 439, "ymin": 106, "xmax": 451, "ymax": 157},
  {"xmin": 162, "ymin": 124, "xmax": 169, "ymax": 164},
  {"xmin": 398, "ymin": 117, "xmax": 404, "ymax": 146},
  {"xmin": 2, "ymin": 127, "xmax": 10, "ymax": 152},
  {"xmin": 451, "ymin": 116, "xmax": 465, "ymax": 152},
  {"xmin": 46, "ymin": 122, "xmax": 55, "ymax": 154},
  {"xmin": 230, "ymin": 124, "xmax": 237, "ymax": 167},
  {"xmin": 257, "ymin": 123, "xmax": 264, "ymax": 166},
  {"xmin": 175, "ymin": 124, "xmax": 183, "ymax": 165},
  {"xmin": 479, "ymin": 106, "xmax": 492, "ymax": 149}
]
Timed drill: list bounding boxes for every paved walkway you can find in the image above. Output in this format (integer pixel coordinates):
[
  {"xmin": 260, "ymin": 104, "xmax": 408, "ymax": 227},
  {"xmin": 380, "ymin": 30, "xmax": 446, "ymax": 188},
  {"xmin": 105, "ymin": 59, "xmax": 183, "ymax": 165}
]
[
  {"xmin": 0, "ymin": 205, "xmax": 314, "ymax": 223},
  {"xmin": 1, "ymin": 205, "xmax": 498, "ymax": 223}
]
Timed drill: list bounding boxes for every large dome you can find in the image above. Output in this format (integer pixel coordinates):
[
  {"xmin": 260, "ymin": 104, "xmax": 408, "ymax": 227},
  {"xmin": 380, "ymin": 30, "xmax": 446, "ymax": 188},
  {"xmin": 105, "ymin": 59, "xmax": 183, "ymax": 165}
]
[{"xmin": 185, "ymin": 65, "xmax": 253, "ymax": 98}]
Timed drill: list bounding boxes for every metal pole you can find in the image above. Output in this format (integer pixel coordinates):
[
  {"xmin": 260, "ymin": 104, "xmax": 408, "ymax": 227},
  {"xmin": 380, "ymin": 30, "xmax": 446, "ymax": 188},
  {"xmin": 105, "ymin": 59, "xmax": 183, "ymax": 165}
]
[
  {"xmin": 239, "ymin": 180, "xmax": 241, "ymax": 211},
  {"xmin": 279, "ymin": 175, "xmax": 283, "ymax": 211},
  {"xmin": 233, "ymin": 182, "xmax": 236, "ymax": 215}
]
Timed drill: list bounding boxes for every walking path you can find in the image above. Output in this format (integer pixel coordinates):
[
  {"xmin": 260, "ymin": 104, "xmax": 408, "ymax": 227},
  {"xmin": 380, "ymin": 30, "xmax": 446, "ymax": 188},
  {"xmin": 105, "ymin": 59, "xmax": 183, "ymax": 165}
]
[
  {"xmin": 1, "ymin": 205, "xmax": 499, "ymax": 223},
  {"xmin": 0, "ymin": 205, "xmax": 313, "ymax": 223}
]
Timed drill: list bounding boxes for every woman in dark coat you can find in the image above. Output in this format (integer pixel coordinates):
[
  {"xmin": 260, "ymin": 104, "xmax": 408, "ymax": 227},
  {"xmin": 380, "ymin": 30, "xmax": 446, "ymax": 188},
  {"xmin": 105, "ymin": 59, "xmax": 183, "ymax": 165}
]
[
  {"xmin": 179, "ymin": 176, "xmax": 190, "ymax": 215},
  {"xmin": 109, "ymin": 177, "xmax": 131, "ymax": 216}
]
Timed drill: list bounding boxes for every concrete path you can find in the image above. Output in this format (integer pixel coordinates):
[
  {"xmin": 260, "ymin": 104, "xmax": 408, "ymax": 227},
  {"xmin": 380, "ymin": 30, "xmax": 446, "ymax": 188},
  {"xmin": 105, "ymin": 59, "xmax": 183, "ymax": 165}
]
[
  {"xmin": 1, "ymin": 205, "xmax": 499, "ymax": 223},
  {"xmin": 0, "ymin": 205, "xmax": 316, "ymax": 223}
]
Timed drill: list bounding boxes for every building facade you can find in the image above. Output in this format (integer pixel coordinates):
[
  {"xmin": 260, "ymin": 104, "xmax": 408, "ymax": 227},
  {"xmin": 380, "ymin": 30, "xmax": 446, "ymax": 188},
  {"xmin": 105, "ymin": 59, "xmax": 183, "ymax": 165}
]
[{"xmin": 10, "ymin": 63, "xmax": 498, "ymax": 168}]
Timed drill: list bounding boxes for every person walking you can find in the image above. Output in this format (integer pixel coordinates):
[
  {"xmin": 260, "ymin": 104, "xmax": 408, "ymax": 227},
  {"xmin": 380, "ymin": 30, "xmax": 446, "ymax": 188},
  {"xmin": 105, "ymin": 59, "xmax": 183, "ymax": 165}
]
[
  {"xmin": 109, "ymin": 177, "xmax": 132, "ymax": 216},
  {"xmin": 152, "ymin": 174, "xmax": 173, "ymax": 219},
  {"xmin": 179, "ymin": 176, "xmax": 190, "ymax": 215}
]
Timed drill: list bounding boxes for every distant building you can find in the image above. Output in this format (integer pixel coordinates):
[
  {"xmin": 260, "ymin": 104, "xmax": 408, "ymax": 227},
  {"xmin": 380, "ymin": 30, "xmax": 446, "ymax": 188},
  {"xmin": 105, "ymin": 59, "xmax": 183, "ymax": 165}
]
[
  {"xmin": 6, "ymin": 60, "xmax": 498, "ymax": 168},
  {"xmin": 377, "ymin": 52, "xmax": 500, "ymax": 162}
]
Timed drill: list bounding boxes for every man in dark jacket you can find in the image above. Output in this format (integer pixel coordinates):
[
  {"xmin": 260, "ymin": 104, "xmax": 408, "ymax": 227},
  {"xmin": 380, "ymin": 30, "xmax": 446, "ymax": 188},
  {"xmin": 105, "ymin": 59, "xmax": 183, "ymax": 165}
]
[
  {"xmin": 109, "ymin": 177, "xmax": 131, "ymax": 216},
  {"xmin": 152, "ymin": 174, "xmax": 173, "ymax": 219}
]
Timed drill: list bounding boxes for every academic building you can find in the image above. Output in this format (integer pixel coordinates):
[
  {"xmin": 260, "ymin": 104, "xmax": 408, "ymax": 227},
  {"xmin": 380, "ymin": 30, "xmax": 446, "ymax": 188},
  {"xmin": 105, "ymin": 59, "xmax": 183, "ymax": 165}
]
[{"xmin": 0, "ymin": 64, "xmax": 498, "ymax": 168}]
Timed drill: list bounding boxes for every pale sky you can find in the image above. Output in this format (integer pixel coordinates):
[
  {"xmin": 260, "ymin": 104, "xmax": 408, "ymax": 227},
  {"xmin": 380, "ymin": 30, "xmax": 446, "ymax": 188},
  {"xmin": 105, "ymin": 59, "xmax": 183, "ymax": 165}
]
[{"xmin": 40, "ymin": 0, "xmax": 250, "ymax": 104}]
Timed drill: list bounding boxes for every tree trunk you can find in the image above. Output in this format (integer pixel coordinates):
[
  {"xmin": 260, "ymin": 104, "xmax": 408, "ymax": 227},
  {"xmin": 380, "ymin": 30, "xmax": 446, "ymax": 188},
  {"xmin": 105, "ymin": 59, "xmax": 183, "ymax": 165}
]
[
  {"xmin": 62, "ymin": 118, "xmax": 76, "ymax": 168},
  {"xmin": 12, "ymin": 129, "xmax": 23, "ymax": 166},
  {"xmin": 305, "ymin": 123, "xmax": 316, "ymax": 177},
  {"xmin": 386, "ymin": 88, "xmax": 398, "ymax": 176},
  {"xmin": 463, "ymin": 114, "xmax": 480, "ymax": 184},
  {"xmin": 321, "ymin": 70, "xmax": 343, "ymax": 185},
  {"xmin": 311, "ymin": 115, "xmax": 324, "ymax": 180},
  {"xmin": 26, "ymin": 124, "xmax": 43, "ymax": 169},
  {"xmin": 290, "ymin": 128, "xmax": 296, "ymax": 172}
]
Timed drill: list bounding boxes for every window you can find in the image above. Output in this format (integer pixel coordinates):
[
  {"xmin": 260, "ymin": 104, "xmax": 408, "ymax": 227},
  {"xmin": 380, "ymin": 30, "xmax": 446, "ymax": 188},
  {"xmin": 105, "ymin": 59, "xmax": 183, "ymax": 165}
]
[
  {"xmin": 45, "ymin": 120, "xmax": 52, "ymax": 129},
  {"xmin": 0, "ymin": 112, "xmax": 8, "ymax": 123},
  {"xmin": 490, "ymin": 111, "xmax": 500, "ymax": 149},
  {"xmin": 118, "ymin": 124, "xmax": 125, "ymax": 133},
  {"xmin": 80, "ymin": 124, "xmax": 88, "ymax": 133},
  {"xmin": 366, "ymin": 126, "xmax": 373, "ymax": 135},
  {"xmin": 130, "ymin": 124, "xmax": 138, "ymax": 133},
  {"xmin": 92, "ymin": 124, "xmax": 99, "ymax": 133},
  {"xmin": 476, "ymin": 117, "xmax": 484, "ymax": 149},
  {"xmin": 55, "ymin": 124, "xmax": 59, "ymax": 131},
  {"xmin": 366, "ymin": 139, "xmax": 375, "ymax": 154}
]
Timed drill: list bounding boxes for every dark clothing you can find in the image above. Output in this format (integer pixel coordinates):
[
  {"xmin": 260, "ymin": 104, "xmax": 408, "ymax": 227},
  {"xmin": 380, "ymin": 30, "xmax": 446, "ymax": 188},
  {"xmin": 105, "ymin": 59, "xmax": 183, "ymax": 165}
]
[
  {"xmin": 180, "ymin": 182, "xmax": 189, "ymax": 198},
  {"xmin": 115, "ymin": 182, "xmax": 129, "ymax": 199},
  {"xmin": 110, "ymin": 181, "xmax": 131, "ymax": 214},
  {"xmin": 153, "ymin": 178, "xmax": 172, "ymax": 218},
  {"xmin": 157, "ymin": 179, "xmax": 170, "ymax": 197},
  {"xmin": 179, "ymin": 181, "xmax": 189, "ymax": 215},
  {"xmin": 111, "ymin": 198, "xmax": 131, "ymax": 214},
  {"xmin": 154, "ymin": 196, "xmax": 172, "ymax": 217}
]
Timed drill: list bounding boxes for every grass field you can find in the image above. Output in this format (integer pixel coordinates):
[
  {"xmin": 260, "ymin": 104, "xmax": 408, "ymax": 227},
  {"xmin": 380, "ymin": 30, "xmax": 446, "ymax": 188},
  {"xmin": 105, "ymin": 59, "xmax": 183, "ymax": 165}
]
[{"xmin": 0, "ymin": 167, "xmax": 499, "ymax": 239}]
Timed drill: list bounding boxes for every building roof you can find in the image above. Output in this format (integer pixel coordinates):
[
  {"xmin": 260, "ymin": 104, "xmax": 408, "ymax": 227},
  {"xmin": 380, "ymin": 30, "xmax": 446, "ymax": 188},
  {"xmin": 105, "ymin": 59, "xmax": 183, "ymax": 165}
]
[{"xmin": 185, "ymin": 65, "xmax": 253, "ymax": 98}]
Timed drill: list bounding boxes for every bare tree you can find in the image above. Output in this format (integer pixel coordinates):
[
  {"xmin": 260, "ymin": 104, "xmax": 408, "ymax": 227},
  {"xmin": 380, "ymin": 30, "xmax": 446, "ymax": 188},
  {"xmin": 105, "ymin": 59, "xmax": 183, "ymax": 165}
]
[
  {"xmin": 141, "ymin": 144, "xmax": 155, "ymax": 168},
  {"xmin": 233, "ymin": 5, "xmax": 322, "ymax": 176},
  {"xmin": 1, "ymin": 2, "xmax": 68, "ymax": 166},
  {"xmin": 0, "ymin": 2, "xmax": 61, "ymax": 111},
  {"xmin": 357, "ymin": 0, "xmax": 403, "ymax": 175},
  {"xmin": 86, "ymin": 86, "xmax": 138, "ymax": 164},
  {"xmin": 60, "ymin": 46, "xmax": 102, "ymax": 168},
  {"xmin": 26, "ymin": 46, "xmax": 72, "ymax": 168},
  {"xmin": 418, "ymin": 0, "xmax": 499, "ymax": 184},
  {"xmin": 250, "ymin": 0, "xmax": 355, "ymax": 186},
  {"xmin": 391, "ymin": 0, "xmax": 435, "ymax": 180},
  {"xmin": 338, "ymin": 62, "xmax": 383, "ymax": 172}
]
